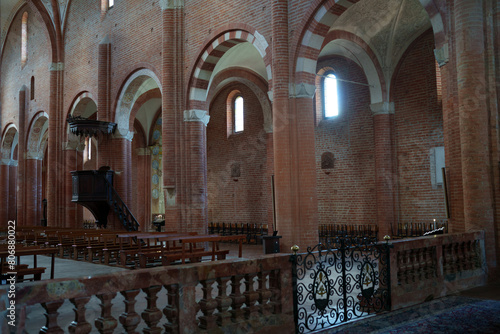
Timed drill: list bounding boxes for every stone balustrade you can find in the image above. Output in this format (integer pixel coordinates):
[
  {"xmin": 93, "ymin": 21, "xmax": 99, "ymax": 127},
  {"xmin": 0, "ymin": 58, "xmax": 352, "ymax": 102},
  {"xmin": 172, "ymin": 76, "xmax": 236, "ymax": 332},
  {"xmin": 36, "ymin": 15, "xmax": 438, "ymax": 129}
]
[
  {"xmin": 0, "ymin": 256, "xmax": 294, "ymax": 333},
  {"xmin": 0, "ymin": 231, "xmax": 487, "ymax": 332},
  {"xmin": 390, "ymin": 230, "xmax": 486, "ymax": 310}
]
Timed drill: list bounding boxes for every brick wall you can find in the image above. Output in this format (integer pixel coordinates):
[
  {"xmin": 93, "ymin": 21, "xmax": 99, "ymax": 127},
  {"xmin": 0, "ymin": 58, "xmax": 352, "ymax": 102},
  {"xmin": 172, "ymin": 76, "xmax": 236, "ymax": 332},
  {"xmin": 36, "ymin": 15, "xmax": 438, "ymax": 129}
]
[
  {"xmin": 0, "ymin": 6, "xmax": 50, "ymax": 132},
  {"xmin": 63, "ymin": 0, "xmax": 162, "ymax": 119},
  {"xmin": 393, "ymin": 31, "xmax": 446, "ymax": 221},
  {"xmin": 315, "ymin": 56, "xmax": 376, "ymax": 225},
  {"xmin": 207, "ymin": 83, "xmax": 269, "ymax": 224}
]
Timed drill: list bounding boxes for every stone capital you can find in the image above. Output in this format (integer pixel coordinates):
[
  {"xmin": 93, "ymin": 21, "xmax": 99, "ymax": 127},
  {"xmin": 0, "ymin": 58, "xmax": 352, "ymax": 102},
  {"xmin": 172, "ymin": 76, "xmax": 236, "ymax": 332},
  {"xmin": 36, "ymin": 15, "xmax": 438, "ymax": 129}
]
[
  {"xmin": 434, "ymin": 43, "xmax": 449, "ymax": 67},
  {"xmin": 25, "ymin": 151, "xmax": 43, "ymax": 160},
  {"xmin": 113, "ymin": 131, "xmax": 134, "ymax": 141},
  {"xmin": 160, "ymin": 0, "xmax": 184, "ymax": 9},
  {"xmin": 49, "ymin": 62, "xmax": 64, "ymax": 71},
  {"xmin": 289, "ymin": 83, "xmax": 316, "ymax": 99},
  {"xmin": 370, "ymin": 102, "xmax": 395, "ymax": 115},
  {"xmin": 2, "ymin": 159, "xmax": 18, "ymax": 166},
  {"xmin": 184, "ymin": 109, "xmax": 210, "ymax": 126}
]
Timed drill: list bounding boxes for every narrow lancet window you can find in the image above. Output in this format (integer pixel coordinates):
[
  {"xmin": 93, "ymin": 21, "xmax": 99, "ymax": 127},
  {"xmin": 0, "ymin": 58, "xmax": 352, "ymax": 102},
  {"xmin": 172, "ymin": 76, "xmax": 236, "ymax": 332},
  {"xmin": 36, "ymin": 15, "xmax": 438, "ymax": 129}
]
[
  {"xmin": 21, "ymin": 12, "xmax": 28, "ymax": 66},
  {"xmin": 234, "ymin": 96, "xmax": 244, "ymax": 133},
  {"xmin": 324, "ymin": 73, "xmax": 339, "ymax": 117}
]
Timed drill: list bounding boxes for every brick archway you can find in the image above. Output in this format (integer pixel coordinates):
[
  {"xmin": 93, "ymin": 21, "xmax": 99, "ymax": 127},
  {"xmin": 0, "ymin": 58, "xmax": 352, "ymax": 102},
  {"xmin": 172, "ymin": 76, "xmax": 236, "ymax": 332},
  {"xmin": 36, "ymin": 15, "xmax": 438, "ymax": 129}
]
[{"xmin": 187, "ymin": 27, "xmax": 272, "ymax": 112}]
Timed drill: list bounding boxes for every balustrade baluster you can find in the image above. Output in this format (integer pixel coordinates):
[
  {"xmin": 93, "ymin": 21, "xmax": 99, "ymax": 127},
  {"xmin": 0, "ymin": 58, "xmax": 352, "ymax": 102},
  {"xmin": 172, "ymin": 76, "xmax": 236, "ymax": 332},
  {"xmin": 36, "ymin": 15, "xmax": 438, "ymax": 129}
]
[
  {"xmin": 258, "ymin": 271, "xmax": 273, "ymax": 316},
  {"xmin": 443, "ymin": 244, "xmax": 452, "ymax": 275},
  {"xmin": 198, "ymin": 279, "xmax": 218, "ymax": 330},
  {"xmin": 141, "ymin": 285, "xmax": 163, "ymax": 334},
  {"xmin": 396, "ymin": 252, "xmax": 403, "ymax": 284},
  {"xmin": 269, "ymin": 270, "xmax": 282, "ymax": 314},
  {"xmin": 40, "ymin": 300, "xmax": 65, "ymax": 334},
  {"xmin": 244, "ymin": 273, "xmax": 260, "ymax": 319},
  {"xmin": 426, "ymin": 247, "xmax": 435, "ymax": 279},
  {"xmin": 69, "ymin": 296, "xmax": 92, "ymax": 334},
  {"xmin": 95, "ymin": 293, "xmax": 118, "ymax": 334},
  {"xmin": 216, "ymin": 276, "xmax": 232, "ymax": 327},
  {"xmin": 451, "ymin": 243, "xmax": 458, "ymax": 274},
  {"xmin": 119, "ymin": 289, "xmax": 141, "ymax": 333},
  {"xmin": 230, "ymin": 274, "xmax": 245, "ymax": 322},
  {"xmin": 409, "ymin": 249, "xmax": 416, "ymax": 282},
  {"xmin": 465, "ymin": 241, "xmax": 473, "ymax": 270},
  {"xmin": 163, "ymin": 284, "xmax": 179, "ymax": 333}
]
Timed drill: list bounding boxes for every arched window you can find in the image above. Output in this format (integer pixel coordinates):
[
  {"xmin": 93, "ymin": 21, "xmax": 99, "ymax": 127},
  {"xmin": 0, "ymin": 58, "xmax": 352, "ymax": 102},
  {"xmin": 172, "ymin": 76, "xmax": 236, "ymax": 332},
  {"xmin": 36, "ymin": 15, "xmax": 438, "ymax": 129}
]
[
  {"xmin": 30, "ymin": 76, "xmax": 35, "ymax": 100},
  {"xmin": 234, "ymin": 96, "xmax": 244, "ymax": 133},
  {"xmin": 21, "ymin": 12, "xmax": 28, "ymax": 66},
  {"xmin": 324, "ymin": 73, "xmax": 338, "ymax": 117},
  {"xmin": 108, "ymin": 0, "xmax": 114, "ymax": 9}
]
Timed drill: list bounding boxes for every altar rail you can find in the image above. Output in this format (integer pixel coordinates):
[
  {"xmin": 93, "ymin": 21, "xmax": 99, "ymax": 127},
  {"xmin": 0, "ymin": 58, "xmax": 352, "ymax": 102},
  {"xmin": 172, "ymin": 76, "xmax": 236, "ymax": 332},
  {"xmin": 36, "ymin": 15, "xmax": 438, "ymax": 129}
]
[
  {"xmin": 1, "ymin": 256, "xmax": 294, "ymax": 333},
  {"xmin": 390, "ymin": 230, "xmax": 486, "ymax": 309},
  {"xmin": 395, "ymin": 220, "xmax": 448, "ymax": 238},
  {"xmin": 208, "ymin": 222, "xmax": 268, "ymax": 244},
  {"xmin": 319, "ymin": 224, "xmax": 378, "ymax": 243}
]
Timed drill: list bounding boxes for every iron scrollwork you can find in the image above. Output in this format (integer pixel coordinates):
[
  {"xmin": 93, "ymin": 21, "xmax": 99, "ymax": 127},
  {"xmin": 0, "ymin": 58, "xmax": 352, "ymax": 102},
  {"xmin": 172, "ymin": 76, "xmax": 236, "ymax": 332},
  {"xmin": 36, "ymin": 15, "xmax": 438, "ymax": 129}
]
[{"xmin": 291, "ymin": 237, "xmax": 391, "ymax": 333}]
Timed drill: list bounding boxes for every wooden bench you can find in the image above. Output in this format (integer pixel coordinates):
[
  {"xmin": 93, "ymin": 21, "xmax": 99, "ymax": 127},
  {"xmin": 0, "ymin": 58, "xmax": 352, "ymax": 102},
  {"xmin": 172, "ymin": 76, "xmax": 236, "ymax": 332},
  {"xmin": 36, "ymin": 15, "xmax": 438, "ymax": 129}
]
[
  {"xmin": 161, "ymin": 249, "xmax": 230, "ymax": 266},
  {"xmin": 2, "ymin": 267, "xmax": 46, "ymax": 282},
  {"xmin": 15, "ymin": 267, "xmax": 46, "ymax": 282}
]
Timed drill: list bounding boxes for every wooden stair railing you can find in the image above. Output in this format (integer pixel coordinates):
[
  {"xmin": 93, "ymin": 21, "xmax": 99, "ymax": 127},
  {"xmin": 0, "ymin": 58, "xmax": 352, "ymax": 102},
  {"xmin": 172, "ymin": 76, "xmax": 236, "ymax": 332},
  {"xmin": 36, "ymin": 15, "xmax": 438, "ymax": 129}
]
[{"xmin": 101, "ymin": 176, "xmax": 140, "ymax": 231}]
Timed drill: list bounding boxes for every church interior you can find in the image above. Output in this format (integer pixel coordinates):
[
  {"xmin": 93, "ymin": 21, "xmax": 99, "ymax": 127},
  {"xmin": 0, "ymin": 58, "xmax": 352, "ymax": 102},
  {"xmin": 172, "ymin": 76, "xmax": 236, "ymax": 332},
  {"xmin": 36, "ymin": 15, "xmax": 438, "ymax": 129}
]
[{"xmin": 1, "ymin": 0, "xmax": 500, "ymax": 333}]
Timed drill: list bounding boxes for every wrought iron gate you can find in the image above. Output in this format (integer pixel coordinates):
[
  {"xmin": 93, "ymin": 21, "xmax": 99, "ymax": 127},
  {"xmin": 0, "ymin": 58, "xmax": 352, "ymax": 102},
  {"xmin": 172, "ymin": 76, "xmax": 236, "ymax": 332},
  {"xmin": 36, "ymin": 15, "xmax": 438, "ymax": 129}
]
[{"xmin": 291, "ymin": 237, "xmax": 392, "ymax": 333}]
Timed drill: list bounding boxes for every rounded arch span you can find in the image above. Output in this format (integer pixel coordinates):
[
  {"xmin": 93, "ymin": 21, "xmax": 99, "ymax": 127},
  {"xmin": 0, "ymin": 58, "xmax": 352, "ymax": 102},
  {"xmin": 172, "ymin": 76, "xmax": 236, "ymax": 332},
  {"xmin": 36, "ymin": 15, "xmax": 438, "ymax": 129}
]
[
  {"xmin": 114, "ymin": 68, "xmax": 162, "ymax": 136},
  {"xmin": 389, "ymin": 29, "xmax": 436, "ymax": 103},
  {"xmin": 65, "ymin": 92, "xmax": 97, "ymax": 142},
  {"xmin": 293, "ymin": 0, "xmax": 447, "ymax": 89},
  {"xmin": 187, "ymin": 26, "xmax": 272, "ymax": 112},
  {"xmin": 418, "ymin": 0, "xmax": 446, "ymax": 48},
  {"xmin": 208, "ymin": 68, "xmax": 273, "ymax": 133},
  {"xmin": 26, "ymin": 111, "xmax": 49, "ymax": 160},
  {"xmin": 1, "ymin": 1, "xmax": 59, "ymax": 63},
  {"xmin": 1, "ymin": 124, "xmax": 19, "ymax": 163},
  {"xmin": 293, "ymin": 0, "xmax": 358, "ymax": 87},
  {"xmin": 321, "ymin": 30, "xmax": 387, "ymax": 104},
  {"xmin": 129, "ymin": 88, "xmax": 162, "ymax": 131},
  {"xmin": 68, "ymin": 92, "xmax": 97, "ymax": 117}
]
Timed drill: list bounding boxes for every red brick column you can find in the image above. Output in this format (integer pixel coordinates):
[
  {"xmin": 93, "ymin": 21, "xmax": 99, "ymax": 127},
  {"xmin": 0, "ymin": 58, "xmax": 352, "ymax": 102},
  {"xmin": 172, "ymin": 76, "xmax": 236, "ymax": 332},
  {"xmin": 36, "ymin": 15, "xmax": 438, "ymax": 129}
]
[
  {"xmin": 0, "ymin": 164, "xmax": 9, "ymax": 224},
  {"xmin": 455, "ymin": 0, "xmax": 496, "ymax": 269},
  {"xmin": 161, "ymin": 3, "xmax": 184, "ymax": 231},
  {"xmin": 183, "ymin": 110, "xmax": 209, "ymax": 236},
  {"xmin": 271, "ymin": 0, "xmax": 294, "ymax": 249},
  {"xmin": 266, "ymin": 132, "xmax": 275, "ymax": 231},
  {"xmin": 135, "ymin": 149, "xmax": 151, "ymax": 231},
  {"xmin": 371, "ymin": 103, "xmax": 396, "ymax": 238},
  {"xmin": 8, "ymin": 165, "xmax": 17, "ymax": 221},
  {"xmin": 439, "ymin": 50, "xmax": 465, "ymax": 233},
  {"xmin": 63, "ymin": 143, "xmax": 82, "ymax": 228},
  {"xmin": 25, "ymin": 158, "xmax": 40, "ymax": 226},
  {"xmin": 47, "ymin": 65, "xmax": 64, "ymax": 227},
  {"xmin": 16, "ymin": 88, "xmax": 26, "ymax": 226},
  {"xmin": 292, "ymin": 97, "xmax": 319, "ymax": 247},
  {"xmin": 36, "ymin": 158, "xmax": 42, "ymax": 225},
  {"xmin": 98, "ymin": 37, "xmax": 111, "ymax": 121}
]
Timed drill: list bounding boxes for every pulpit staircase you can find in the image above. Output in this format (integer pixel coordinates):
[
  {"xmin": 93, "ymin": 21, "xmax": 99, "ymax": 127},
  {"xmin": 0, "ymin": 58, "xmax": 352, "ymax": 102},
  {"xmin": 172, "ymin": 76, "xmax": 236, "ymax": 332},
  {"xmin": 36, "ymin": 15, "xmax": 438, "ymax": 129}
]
[{"xmin": 71, "ymin": 169, "xmax": 140, "ymax": 231}]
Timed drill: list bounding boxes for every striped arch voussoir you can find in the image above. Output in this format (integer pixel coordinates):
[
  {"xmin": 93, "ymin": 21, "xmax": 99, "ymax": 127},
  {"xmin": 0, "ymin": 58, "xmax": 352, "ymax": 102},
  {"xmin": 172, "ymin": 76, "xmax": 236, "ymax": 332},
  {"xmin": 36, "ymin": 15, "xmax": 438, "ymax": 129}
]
[
  {"xmin": 188, "ymin": 29, "xmax": 271, "ymax": 111},
  {"xmin": 294, "ymin": 0, "xmax": 356, "ymax": 85}
]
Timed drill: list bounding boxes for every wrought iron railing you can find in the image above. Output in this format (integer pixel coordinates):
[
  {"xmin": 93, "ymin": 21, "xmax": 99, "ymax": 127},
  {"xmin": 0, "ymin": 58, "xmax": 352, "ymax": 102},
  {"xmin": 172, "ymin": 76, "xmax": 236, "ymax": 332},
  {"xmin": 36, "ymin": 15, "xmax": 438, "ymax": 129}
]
[
  {"xmin": 102, "ymin": 176, "xmax": 140, "ymax": 231},
  {"xmin": 290, "ymin": 237, "xmax": 392, "ymax": 333}
]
